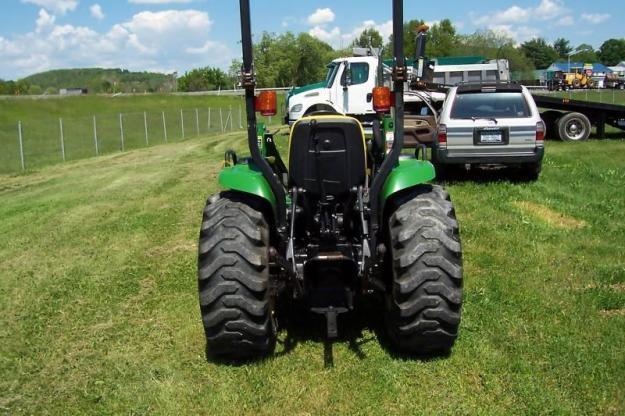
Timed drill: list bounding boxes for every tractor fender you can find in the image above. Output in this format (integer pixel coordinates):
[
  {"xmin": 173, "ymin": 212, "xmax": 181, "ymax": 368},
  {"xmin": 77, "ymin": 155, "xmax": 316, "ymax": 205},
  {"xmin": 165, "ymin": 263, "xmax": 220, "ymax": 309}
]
[
  {"xmin": 218, "ymin": 163, "xmax": 277, "ymax": 216},
  {"xmin": 380, "ymin": 158, "xmax": 436, "ymax": 213}
]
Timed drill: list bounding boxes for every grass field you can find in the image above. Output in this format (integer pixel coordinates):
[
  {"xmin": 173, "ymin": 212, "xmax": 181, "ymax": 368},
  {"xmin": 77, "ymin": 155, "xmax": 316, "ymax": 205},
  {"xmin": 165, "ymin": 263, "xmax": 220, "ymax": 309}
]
[
  {"xmin": 1, "ymin": 129, "xmax": 624, "ymax": 415},
  {"xmin": 534, "ymin": 88, "xmax": 625, "ymax": 106},
  {"xmin": 0, "ymin": 94, "xmax": 285, "ymax": 174}
]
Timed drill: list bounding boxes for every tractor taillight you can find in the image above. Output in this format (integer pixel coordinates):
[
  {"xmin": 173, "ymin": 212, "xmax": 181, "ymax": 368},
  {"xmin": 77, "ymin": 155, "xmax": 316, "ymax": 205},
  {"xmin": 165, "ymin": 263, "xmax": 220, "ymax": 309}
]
[
  {"xmin": 372, "ymin": 87, "xmax": 392, "ymax": 113},
  {"xmin": 438, "ymin": 124, "xmax": 447, "ymax": 144},
  {"xmin": 255, "ymin": 91, "xmax": 277, "ymax": 116},
  {"xmin": 536, "ymin": 121, "xmax": 545, "ymax": 141}
]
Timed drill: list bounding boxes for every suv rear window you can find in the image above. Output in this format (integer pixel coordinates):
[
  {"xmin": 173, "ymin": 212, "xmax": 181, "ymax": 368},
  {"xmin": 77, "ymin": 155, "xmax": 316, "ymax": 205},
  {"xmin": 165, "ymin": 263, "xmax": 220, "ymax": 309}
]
[{"xmin": 450, "ymin": 92, "xmax": 531, "ymax": 119}]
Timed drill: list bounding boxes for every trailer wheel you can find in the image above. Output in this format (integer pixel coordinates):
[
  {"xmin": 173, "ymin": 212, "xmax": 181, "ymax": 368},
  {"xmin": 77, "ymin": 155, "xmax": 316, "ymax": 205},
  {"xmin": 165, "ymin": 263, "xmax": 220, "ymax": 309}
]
[{"xmin": 556, "ymin": 112, "xmax": 591, "ymax": 141}]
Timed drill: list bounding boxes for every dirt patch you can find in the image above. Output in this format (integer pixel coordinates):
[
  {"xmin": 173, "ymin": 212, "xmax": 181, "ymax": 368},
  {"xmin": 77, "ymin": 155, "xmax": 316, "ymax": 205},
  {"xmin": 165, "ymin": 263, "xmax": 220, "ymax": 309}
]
[
  {"xmin": 600, "ymin": 308, "xmax": 625, "ymax": 317},
  {"xmin": 513, "ymin": 201, "xmax": 587, "ymax": 230}
]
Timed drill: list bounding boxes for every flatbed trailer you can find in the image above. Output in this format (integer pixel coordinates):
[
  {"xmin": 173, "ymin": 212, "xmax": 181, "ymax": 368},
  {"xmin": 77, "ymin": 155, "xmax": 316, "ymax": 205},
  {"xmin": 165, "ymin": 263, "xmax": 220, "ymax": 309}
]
[{"xmin": 532, "ymin": 93, "xmax": 625, "ymax": 141}]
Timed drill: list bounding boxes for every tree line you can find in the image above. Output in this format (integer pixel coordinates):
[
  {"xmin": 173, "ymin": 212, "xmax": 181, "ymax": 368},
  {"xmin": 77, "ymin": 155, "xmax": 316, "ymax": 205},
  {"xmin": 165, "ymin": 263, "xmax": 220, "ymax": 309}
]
[
  {"xmin": 3, "ymin": 20, "xmax": 624, "ymax": 95},
  {"xmin": 176, "ymin": 19, "xmax": 625, "ymax": 91}
]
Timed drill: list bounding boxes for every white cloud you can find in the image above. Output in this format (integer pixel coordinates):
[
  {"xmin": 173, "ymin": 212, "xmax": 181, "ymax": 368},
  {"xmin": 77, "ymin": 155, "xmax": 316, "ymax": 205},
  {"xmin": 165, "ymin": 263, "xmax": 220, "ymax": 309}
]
[
  {"xmin": 307, "ymin": 8, "xmax": 335, "ymax": 26},
  {"xmin": 309, "ymin": 19, "xmax": 397, "ymax": 49},
  {"xmin": 35, "ymin": 8, "xmax": 56, "ymax": 32},
  {"xmin": 475, "ymin": 6, "xmax": 530, "ymax": 26},
  {"xmin": 581, "ymin": 13, "xmax": 610, "ymax": 24},
  {"xmin": 90, "ymin": 4, "xmax": 104, "ymax": 20},
  {"xmin": 128, "ymin": 0, "xmax": 192, "ymax": 3},
  {"xmin": 554, "ymin": 15, "xmax": 575, "ymax": 26},
  {"xmin": 489, "ymin": 25, "xmax": 540, "ymax": 44},
  {"xmin": 473, "ymin": 0, "xmax": 568, "ymax": 42},
  {"xmin": 534, "ymin": 0, "xmax": 565, "ymax": 20},
  {"xmin": 21, "ymin": 0, "xmax": 78, "ymax": 15},
  {"xmin": 309, "ymin": 26, "xmax": 341, "ymax": 44},
  {"xmin": 0, "ymin": 9, "xmax": 232, "ymax": 79}
]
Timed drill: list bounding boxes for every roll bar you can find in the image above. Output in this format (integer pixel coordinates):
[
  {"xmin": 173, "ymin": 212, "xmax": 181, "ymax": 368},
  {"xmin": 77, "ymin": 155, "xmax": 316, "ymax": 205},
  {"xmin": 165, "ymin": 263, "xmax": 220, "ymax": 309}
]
[{"xmin": 239, "ymin": 0, "xmax": 287, "ymax": 228}]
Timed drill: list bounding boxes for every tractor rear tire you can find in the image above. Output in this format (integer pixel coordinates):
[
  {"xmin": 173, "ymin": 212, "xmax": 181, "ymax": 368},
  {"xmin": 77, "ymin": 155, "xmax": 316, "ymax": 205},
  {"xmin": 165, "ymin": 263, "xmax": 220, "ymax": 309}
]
[
  {"xmin": 386, "ymin": 185, "xmax": 463, "ymax": 354},
  {"xmin": 197, "ymin": 193, "xmax": 276, "ymax": 359}
]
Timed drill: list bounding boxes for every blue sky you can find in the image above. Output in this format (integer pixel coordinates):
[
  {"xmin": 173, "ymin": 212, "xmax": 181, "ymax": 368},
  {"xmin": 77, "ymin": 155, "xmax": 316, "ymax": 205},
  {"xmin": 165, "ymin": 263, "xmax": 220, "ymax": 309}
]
[{"xmin": 0, "ymin": 0, "xmax": 619, "ymax": 80}]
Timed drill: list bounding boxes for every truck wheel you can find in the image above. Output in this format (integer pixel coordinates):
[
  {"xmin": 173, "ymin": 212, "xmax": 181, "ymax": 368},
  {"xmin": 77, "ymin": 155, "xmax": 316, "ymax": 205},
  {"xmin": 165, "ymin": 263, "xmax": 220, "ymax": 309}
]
[
  {"xmin": 385, "ymin": 185, "xmax": 463, "ymax": 354},
  {"xmin": 619, "ymin": 83, "xmax": 624, "ymax": 90},
  {"xmin": 556, "ymin": 112, "xmax": 591, "ymax": 141},
  {"xmin": 198, "ymin": 193, "xmax": 276, "ymax": 359}
]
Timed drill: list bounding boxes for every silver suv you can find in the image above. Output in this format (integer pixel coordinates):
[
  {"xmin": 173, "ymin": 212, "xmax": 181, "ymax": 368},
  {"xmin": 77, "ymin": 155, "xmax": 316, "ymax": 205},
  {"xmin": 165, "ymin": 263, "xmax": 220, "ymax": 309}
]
[{"xmin": 433, "ymin": 83, "xmax": 545, "ymax": 180}]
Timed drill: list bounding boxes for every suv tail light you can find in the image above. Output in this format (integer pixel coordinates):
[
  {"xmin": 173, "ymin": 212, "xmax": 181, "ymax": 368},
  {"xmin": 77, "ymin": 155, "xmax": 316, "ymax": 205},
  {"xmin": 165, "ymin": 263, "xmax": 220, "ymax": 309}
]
[
  {"xmin": 437, "ymin": 124, "xmax": 447, "ymax": 144},
  {"xmin": 536, "ymin": 121, "xmax": 545, "ymax": 141}
]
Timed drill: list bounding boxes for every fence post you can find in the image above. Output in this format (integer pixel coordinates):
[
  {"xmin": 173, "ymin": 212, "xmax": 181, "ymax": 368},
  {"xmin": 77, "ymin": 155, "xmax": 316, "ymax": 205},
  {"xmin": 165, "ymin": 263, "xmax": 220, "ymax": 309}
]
[
  {"xmin": 219, "ymin": 108, "xmax": 224, "ymax": 132},
  {"xmin": 181, "ymin": 109, "xmax": 185, "ymax": 140},
  {"xmin": 208, "ymin": 108, "xmax": 211, "ymax": 131},
  {"xmin": 17, "ymin": 121, "xmax": 25, "ymax": 171},
  {"xmin": 93, "ymin": 115, "xmax": 99, "ymax": 156},
  {"xmin": 59, "ymin": 118, "xmax": 65, "ymax": 162},
  {"xmin": 162, "ymin": 111, "xmax": 168, "ymax": 143},
  {"xmin": 196, "ymin": 108, "xmax": 200, "ymax": 137},
  {"xmin": 239, "ymin": 104, "xmax": 243, "ymax": 129},
  {"xmin": 229, "ymin": 105, "xmax": 233, "ymax": 131},
  {"xmin": 119, "ymin": 113, "xmax": 125, "ymax": 152},
  {"xmin": 144, "ymin": 111, "xmax": 149, "ymax": 146}
]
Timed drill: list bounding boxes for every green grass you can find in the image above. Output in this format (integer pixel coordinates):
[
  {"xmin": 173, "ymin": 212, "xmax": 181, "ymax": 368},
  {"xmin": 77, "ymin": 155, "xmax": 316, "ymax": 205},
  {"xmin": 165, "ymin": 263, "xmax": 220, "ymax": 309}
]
[
  {"xmin": 534, "ymin": 89, "xmax": 625, "ymax": 106},
  {"xmin": 1, "ymin": 132, "xmax": 625, "ymax": 415},
  {"xmin": 0, "ymin": 94, "xmax": 285, "ymax": 174}
]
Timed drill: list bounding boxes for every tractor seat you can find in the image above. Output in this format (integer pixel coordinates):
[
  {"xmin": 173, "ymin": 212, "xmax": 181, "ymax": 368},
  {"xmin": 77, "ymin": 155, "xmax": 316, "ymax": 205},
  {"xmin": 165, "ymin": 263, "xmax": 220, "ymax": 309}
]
[
  {"xmin": 404, "ymin": 115, "xmax": 436, "ymax": 148},
  {"xmin": 288, "ymin": 115, "xmax": 366, "ymax": 198}
]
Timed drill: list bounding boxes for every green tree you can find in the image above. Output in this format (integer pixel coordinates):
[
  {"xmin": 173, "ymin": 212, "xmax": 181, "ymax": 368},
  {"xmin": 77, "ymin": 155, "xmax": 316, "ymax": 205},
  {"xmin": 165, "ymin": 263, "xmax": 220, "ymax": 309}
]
[
  {"xmin": 352, "ymin": 28, "xmax": 383, "ymax": 49},
  {"xmin": 15, "ymin": 79, "xmax": 30, "ymax": 95},
  {"xmin": 553, "ymin": 38, "xmax": 573, "ymax": 60},
  {"xmin": 177, "ymin": 67, "xmax": 230, "ymax": 92},
  {"xmin": 384, "ymin": 19, "xmax": 426, "ymax": 59},
  {"xmin": 28, "ymin": 84, "xmax": 43, "ymax": 95},
  {"xmin": 571, "ymin": 43, "xmax": 598, "ymax": 63},
  {"xmin": 598, "ymin": 38, "xmax": 625, "ymax": 66},
  {"xmin": 428, "ymin": 19, "xmax": 457, "ymax": 57},
  {"xmin": 455, "ymin": 30, "xmax": 535, "ymax": 77},
  {"xmin": 294, "ymin": 33, "xmax": 335, "ymax": 86},
  {"xmin": 520, "ymin": 38, "xmax": 558, "ymax": 69}
]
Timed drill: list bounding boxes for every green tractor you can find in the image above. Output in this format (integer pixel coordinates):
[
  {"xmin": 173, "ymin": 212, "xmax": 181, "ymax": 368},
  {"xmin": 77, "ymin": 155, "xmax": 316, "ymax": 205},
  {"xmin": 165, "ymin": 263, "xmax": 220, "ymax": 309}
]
[{"xmin": 198, "ymin": 0, "xmax": 463, "ymax": 359}]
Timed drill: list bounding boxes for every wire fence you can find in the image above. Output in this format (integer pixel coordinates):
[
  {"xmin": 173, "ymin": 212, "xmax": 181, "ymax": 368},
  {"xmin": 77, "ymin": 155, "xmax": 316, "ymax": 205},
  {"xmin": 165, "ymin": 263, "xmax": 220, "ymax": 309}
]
[{"xmin": 0, "ymin": 105, "xmax": 281, "ymax": 174}]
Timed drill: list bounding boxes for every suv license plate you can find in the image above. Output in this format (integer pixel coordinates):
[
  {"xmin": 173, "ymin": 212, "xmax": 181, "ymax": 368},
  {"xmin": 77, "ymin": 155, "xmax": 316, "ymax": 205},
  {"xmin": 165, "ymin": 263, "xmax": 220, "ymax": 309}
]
[{"xmin": 480, "ymin": 131, "xmax": 503, "ymax": 143}]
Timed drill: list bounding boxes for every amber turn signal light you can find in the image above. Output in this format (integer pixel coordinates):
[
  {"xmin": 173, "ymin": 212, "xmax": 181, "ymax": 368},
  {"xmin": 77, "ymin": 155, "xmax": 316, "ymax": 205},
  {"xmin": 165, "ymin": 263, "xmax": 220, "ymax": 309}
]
[
  {"xmin": 255, "ymin": 91, "xmax": 277, "ymax": 116},
  {"xmin": 372, "ymin": 87, "xmax": 392, "ymax": 113}
]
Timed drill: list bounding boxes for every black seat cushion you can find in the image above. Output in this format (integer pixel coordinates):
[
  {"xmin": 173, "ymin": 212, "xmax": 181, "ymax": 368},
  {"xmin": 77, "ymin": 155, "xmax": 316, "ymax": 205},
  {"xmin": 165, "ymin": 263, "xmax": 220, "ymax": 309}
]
[{"xmin": 289, "ymin": 116, "xmax": 366, "ymax": 198}]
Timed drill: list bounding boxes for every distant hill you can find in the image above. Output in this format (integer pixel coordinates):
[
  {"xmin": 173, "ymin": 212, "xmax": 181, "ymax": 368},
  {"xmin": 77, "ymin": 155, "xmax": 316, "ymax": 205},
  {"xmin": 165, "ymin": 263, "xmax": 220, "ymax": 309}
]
[{"xmin": 21, "ymin": 68, "xmax": 176, "ymax": 94}]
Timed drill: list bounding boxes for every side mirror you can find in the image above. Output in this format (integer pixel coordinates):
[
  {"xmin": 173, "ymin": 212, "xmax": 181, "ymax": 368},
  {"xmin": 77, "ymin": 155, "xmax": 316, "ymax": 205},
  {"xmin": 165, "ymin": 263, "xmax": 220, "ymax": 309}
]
[{"xmin": 342, "ymin": 62, "xmax": 352, "ymax": 89}]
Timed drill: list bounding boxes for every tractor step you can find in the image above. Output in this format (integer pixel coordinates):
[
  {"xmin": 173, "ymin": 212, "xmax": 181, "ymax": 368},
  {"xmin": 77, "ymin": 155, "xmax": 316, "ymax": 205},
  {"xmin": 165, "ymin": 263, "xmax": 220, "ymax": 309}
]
[{"xmin": 311, "ymin": 306, "xmax": 348, "ymax": 338}]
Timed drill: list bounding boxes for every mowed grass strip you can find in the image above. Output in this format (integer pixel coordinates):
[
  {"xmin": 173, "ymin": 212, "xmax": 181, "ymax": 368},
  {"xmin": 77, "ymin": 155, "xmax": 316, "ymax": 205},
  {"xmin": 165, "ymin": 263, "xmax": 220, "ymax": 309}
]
[{"xmin": 1, "ymin": 133, "xmax": 624, "ymax": 415}]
